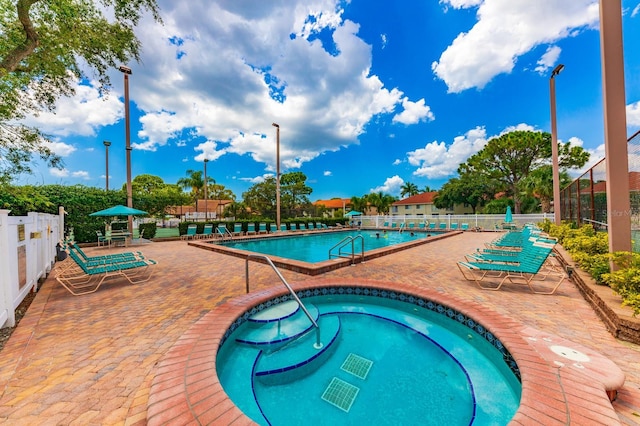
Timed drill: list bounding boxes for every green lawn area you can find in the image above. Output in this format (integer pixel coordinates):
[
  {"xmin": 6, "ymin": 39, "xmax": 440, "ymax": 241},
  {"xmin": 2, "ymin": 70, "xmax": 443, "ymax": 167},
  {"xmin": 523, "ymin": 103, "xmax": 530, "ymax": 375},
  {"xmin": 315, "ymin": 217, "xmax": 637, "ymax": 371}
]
[{"xmin": 155, "ymin": 228, "xmax": 180, "ymax": 238}]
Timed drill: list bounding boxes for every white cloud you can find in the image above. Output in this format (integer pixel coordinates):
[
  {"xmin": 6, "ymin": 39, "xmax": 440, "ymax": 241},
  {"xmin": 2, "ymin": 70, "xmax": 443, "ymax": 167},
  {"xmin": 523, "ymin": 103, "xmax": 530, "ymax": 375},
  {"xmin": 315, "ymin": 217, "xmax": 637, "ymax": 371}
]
[
  {"xmin": 323, "ymin": 170, "xmax": 332, "ymax": 176},
  {"xmin": 432, "ymin": 0, "xmax": 599, "ymax": 93},
  {"xmin": 380, "ymin": 33, "xmax": 388, "ymax": 49},
  {"xmin": 392, "ymin": 159, "xmax": 402, "ymax": 165},
  {"xmin": 632, "ymin": 3, "xmax": 640, "ymax": 18},
  {"xmin": 122, "ymin": 0, "xmax": 409, "ymax": 170},
  {"xmin": 194, "ymin": 140, "xmax": 228, "ymax": 163},
  {"xmin": 370, "ymin": 175, "xmax": 404, "ymax": 195},
  {"xmin": 392, "ymin": 98, "xmax": 435, "ymax": 125},
  {"xmin": 535, "ymin": 45, "xmax": 562, "ymax": 74},
  {"xmin": 72, "ymin": 171, "xmax": 90, "ymax": 179},
  {"xmin": 20, "ymin": 79, "xmax": 123, "ymax": 136},
  {"xmin": 627, "ymin": 101, "xmax": 640, "ymax": 126},
  {"xmin": 240, "ymin": 173, "xmax": 273, "ymax": 184},
  {"xmin": 50, "ymin": 168, "xmax": 69, "ymax": 178},
  {"xmin": 408, "ymin": 126, "xmax": 488, "ymax": 178},
  {"xmin": 47, "ymin": 141, "xmax": 77, "ymax": 157}
]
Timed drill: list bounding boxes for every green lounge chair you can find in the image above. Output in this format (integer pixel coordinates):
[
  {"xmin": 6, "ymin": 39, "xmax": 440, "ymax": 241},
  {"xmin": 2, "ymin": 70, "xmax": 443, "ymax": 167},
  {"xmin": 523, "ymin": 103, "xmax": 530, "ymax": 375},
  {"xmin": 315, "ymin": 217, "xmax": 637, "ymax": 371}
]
[
  {"xmin": 182, "ymin": 225, "xmax": 197, "ymax": 240},
  {"xmin": 57, "ymin": 249, "xmax": 157, "ymax": 295},
  {"xmin": 199, "ymin": 224, "xmax": 213, "ymax": 239}
]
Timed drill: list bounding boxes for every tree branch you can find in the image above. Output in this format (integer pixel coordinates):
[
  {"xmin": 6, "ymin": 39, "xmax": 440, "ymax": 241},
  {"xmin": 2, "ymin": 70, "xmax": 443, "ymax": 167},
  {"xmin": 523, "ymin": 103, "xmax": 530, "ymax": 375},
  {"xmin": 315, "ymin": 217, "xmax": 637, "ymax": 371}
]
[{"xmin": 0, "ymin": 0, "xmax": 41, "ymax": 73}]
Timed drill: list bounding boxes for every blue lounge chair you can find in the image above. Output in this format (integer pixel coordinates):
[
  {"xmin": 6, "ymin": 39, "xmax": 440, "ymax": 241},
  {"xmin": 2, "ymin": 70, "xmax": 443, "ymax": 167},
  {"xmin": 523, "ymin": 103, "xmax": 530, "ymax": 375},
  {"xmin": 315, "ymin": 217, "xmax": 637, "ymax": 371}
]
[
  {"xmin": 438, "ymin": 223, "xmax": 446, "ymax": 230},
  {"xmin": 461, "ymin": 223, "xmax": 469, "ymax": 231},
  {"xmin": 418, "ymin": 223, "xmax": 426, "ymax": 230},
  {"xmin": 182, "ymin": 225, "xmax": 198, "ymax": 240},
  {"xmin": 57, "ymin": 249, "xmax": 157, "ymax": 295},
  {"xmin": 247, "ymin": 223, "xmax": 256, "ymax": 235},
  {"xmin": 258, "ymin": 223, "xmax": 268, "ymax": 234},
  {"xmin": 269, "ymin": 223, "xmax": 277, "ymax": 233},
  {"xmin": 216, "ymin": 224, "xmax": 230, "ymax": 238},
  {"xmin": 428, "ymin": 223, "xmax": 436, "ymax": 230},
  {"xmin": 280, "ymin": 224, "xmax": 288, "ymax": 232},
  {"xmin": 450, "ymin": 223, "xmax": 458, "ymax": 230},
  {"xmin": 233, "ymin": 223, "xmax": 243, "ymax": 236},
  {"xmin": 299, "ymin": 223, "xmax": 307, "ymax": 231},
  {"xmin": 199, "ymin": 224, "xmax": 213, "ymax": 239},
  {"xmin": 408, "ymin": 223, "xmax": 415, "ymax": 230}
]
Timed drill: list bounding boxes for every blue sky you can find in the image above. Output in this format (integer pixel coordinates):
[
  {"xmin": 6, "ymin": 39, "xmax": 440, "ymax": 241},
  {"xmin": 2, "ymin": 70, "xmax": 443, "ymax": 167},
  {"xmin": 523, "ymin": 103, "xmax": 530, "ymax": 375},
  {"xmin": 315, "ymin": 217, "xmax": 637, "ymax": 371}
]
[{"xmin": 18, "ymin": 0, "xmax": 640, "ymax": 201}]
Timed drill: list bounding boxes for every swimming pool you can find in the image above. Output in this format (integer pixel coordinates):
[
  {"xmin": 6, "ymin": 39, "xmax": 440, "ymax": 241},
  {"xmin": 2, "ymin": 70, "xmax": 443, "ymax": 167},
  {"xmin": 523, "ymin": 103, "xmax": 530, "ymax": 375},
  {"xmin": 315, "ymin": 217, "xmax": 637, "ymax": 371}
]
[
  {"xmin": 216, "ymin": 289, "xmax": 521, "ymax": 425},
  {"xmin": 193, "ymin": 229, "xmax": 452, "ymax": 275}
]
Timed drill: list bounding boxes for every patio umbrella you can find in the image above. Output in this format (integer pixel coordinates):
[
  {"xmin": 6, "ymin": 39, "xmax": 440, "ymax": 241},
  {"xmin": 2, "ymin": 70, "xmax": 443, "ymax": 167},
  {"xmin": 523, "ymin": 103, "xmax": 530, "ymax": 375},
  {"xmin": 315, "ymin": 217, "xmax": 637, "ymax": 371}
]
[
  {"xmin": 89, "ymin": 205, "xmax": 148, "ymax": 217},
  {"xmin": 504, "ymin": 205, "xmax": 513, "ymax": 223},
  {"xmin": 345, "ymin": 210, "xmax": 362, "ymax": 216}
]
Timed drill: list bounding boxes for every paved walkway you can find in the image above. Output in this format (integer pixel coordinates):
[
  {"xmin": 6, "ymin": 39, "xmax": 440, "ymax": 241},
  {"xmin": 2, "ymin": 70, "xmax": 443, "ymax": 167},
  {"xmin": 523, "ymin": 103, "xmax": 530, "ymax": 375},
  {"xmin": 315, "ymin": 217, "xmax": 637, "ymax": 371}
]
[{"xmin": 0, "ymin": 232, "xmax": 638, "ymax": 425}]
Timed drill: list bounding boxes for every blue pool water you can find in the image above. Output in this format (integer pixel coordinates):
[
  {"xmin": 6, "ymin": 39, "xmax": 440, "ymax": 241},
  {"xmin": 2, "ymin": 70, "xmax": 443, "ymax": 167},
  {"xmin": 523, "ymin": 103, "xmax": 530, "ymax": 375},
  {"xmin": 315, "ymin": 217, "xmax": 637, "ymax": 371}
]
[
  {"xmin": 217, "ymin": 230, "xmax": 436, "ymax": 263},
  {"xmin": 217, "ymin": 292, "xmax": 521, "ymax": 425}
]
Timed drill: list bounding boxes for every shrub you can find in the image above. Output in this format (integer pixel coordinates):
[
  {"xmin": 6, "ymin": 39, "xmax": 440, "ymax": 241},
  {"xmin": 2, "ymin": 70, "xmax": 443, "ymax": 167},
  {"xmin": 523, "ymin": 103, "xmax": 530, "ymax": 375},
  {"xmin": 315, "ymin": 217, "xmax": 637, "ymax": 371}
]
[
  {"xmin": 139, "ymin": 222, "xmax": 157, "ymax": 239},
  {"xmin": 602, "ymin": 253, "xmax": 640, "ymax": 316},
  {"xmin": 571, "ymin": 252, "xmax": 611, "ymax": 284},
  {"xmin": 562, "ymin": 232, "xmax": 608, "ymax": 256}
]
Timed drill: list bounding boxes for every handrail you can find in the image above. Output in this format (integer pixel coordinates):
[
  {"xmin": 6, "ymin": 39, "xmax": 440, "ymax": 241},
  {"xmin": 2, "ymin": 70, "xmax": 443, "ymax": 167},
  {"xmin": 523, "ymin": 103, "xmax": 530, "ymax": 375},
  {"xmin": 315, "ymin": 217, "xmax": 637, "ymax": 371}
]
[
  {"xmin": 328, "ymin": 235, "xmax": 365, "ymax": 265},
  {"xmin": 245, "ymin": 254, "xmax": 323, "ymax": 349},
  {"xmin": 582, "ymin": 218, "xmax": 608, "ymax": 228}
]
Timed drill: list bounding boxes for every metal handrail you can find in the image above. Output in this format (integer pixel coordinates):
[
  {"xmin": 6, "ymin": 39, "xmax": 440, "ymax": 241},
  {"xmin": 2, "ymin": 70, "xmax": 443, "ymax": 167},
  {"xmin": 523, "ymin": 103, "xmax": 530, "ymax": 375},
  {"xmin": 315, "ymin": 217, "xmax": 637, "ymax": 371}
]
[
  {"xmin": 245, "ymin": 254, "xmax": 322, "ymax": 349},
  {"xmin": 329, "ymin": 235, "xmax": 365, "ymax": 265}
]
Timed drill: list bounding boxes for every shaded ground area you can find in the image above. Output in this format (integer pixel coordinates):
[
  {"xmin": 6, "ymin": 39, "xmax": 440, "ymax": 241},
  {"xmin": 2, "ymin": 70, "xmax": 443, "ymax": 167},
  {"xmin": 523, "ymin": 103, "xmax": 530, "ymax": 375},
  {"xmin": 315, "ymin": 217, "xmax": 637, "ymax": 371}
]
[{"xmin": 0, "ymin": 233, "xmax": 638, "ymax": 425}]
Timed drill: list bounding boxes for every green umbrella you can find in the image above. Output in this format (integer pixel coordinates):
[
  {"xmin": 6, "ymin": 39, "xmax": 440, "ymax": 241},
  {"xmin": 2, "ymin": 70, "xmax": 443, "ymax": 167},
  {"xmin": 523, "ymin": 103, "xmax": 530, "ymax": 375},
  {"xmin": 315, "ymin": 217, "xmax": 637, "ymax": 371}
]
[
  {"xmin": 504, "ymin": 206, "xmax": 513, "ymax": 223},
  {"xmin": 89, "ymin": 205, "xmax": 148, "ymax": 217},
  {"xmin": 345, "ymin": 211, "xmax": 362, "ymax": 216}
]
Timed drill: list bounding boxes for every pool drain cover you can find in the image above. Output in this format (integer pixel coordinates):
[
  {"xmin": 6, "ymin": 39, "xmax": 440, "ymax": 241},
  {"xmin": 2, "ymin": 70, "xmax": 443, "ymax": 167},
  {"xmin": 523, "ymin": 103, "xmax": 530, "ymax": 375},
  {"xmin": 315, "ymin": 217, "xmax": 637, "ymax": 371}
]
[
  {"xmin": 321, "ymin": 377, "xmax": 360, "ymax": 413},
  {"xmin": 341, "ymin": 353, "xmax": 373, "ymax": 380}
]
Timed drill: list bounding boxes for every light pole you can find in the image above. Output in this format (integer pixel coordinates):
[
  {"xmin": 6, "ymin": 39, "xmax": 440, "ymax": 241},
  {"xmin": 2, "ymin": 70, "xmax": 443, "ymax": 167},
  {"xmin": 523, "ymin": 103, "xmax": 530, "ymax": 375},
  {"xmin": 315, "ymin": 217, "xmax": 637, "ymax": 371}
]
[
  {"xmin": 203, "ymin": 158, "xmax": 209, "ymax": 221},
  {"xmin": 550, "ymin": 63, "xmax": 564, "ymax": 225},
  {"xmin": 103, "ymin": 140, "xmax": 111, "ymax": 190},
  {"xmin": 119, "ymin": 65, "xmax": 133, "ymax": 234},
  {"xmin": 272, "ymin": 123, "xmax": 281, "ymax": 229}
]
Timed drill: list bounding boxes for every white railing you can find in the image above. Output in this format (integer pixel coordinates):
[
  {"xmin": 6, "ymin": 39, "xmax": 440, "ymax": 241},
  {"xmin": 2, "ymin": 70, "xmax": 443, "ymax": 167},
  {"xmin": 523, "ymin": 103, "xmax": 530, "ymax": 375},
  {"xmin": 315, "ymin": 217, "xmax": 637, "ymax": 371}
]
[
  {"xmin": 0, "ymin": 208, "xmax": 63, "ymax": 329},
  {"xmin": 355, "ymin": 213, "xmax": 552, "ymax": 231}
]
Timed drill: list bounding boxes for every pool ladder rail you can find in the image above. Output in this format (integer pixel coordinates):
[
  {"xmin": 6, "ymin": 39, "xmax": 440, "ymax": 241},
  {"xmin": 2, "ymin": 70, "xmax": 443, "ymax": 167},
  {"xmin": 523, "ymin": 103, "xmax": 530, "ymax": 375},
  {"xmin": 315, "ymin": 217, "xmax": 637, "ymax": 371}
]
[
  {"xmin": 328, "ymin": 234, "xmax": 365, "ymax": 265},
  {"xmin": 245, "ymin": 254, "xmax": 323, "ymax": 349}
]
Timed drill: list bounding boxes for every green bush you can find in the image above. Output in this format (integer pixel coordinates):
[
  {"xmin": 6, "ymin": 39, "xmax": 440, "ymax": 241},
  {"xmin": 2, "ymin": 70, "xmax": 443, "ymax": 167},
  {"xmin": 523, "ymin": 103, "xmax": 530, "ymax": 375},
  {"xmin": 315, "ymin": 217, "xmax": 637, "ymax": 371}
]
[
  {"xmin": 562, "ymin": 232, "xmax": 608, "ymax": 256},
  {"xmin": 602, "ymin": 253, "xmax": 640, "ymax": 316},
  {"xmin": 139, "ymin": 222, "xmax": 157, "ymax": 239},
  {"xmin": 571, "ymin": 252, "xmax": 611, "ymax": 284}
]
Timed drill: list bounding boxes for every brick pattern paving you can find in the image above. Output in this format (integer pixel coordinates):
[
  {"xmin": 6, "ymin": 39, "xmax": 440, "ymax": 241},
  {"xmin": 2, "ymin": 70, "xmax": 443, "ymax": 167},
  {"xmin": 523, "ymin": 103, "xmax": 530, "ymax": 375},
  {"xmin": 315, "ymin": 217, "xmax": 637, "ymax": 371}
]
[{"xmin": 0, "ymin": 232, "xmax": 638, "ymax": 425}]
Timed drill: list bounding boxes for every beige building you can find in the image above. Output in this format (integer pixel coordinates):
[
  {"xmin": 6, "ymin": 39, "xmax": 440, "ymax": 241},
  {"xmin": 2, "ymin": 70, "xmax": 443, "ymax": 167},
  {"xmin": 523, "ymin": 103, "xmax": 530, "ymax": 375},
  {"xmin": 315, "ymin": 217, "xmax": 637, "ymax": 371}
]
[{"xmin": 391, "ymin": 192, "xmax": 473, "ymax": 217}]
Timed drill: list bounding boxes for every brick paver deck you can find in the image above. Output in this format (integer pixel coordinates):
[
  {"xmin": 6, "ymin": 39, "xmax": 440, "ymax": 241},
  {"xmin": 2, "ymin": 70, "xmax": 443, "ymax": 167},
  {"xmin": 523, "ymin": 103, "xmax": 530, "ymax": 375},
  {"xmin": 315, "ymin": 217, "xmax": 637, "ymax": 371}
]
[{"xmin": 0, "ymin": 232, "xmax": 638, "ymax": 425}]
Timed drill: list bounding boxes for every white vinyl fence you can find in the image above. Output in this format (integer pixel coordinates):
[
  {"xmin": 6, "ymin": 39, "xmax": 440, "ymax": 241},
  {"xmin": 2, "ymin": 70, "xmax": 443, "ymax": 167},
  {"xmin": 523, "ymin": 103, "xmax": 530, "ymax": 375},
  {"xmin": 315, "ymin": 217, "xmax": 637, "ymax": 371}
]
[
  {"xmin": 355, "ymin": 213, "xmax": 552, "ymax": 231},
  {"xmin": 0, "ymin": 208, "xmax": 63, "ymax": 329}
]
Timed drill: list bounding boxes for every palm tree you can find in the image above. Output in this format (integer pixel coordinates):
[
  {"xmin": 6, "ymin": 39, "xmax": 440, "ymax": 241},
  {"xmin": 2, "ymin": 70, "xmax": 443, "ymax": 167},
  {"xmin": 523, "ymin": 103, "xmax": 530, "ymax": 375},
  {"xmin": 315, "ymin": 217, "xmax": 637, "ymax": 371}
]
[
  {"xmin": 367, "ymin": 192, "xmax": 396, "ymax": 214},
  {"xmin": 400, "ymin": 182, "xmax": 419, "ymax": 198},
  {"xmin": 519, "ymin": 165, "xmax": 570, "ymax": 213},
  {"xmin": 177, "ymin": 169, "xmax": 205, "ymax": 198}
]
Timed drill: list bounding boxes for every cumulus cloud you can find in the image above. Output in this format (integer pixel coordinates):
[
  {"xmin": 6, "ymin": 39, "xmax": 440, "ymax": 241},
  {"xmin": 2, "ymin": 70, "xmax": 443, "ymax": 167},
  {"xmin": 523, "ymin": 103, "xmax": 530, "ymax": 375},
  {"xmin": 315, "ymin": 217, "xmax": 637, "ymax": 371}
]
[
  {"xmin": 20, "ymin": 79, "xmax": 123, "ymax": 137},
  {"xmin": 50, "ymin": 168, "xmax": 69, "ymax": 178},
  {"xmin": 392, "ymin": 98, "xmax": 435, "ymax": 125},
  {"xmin": 407, "ymin": 126, "xmax": 488, "ymax": 178},
  {"xmin": 47, "ymin": 141, "xmax": 77, "ymax": 157},
  {"xmin": 323, "ymin": 170, "xmax": 332, "ymax": 176},
  {"xmin": 120, "ymin": 0, "xmax": 418, "ymax": 169},
  {"xmin": 627, "ymin": 101, "xmax": 640, "ymax": 126},
  {"xmin": 370, "ymin": 175, "xmax": 404, "ymax": 195},
  {"xmin": 432, "ymin": 0, "xmax": 598, "ymax": 92},
  {"xmin": 535, "ymin": 45, "xmax": 562, "ymax": 74}
]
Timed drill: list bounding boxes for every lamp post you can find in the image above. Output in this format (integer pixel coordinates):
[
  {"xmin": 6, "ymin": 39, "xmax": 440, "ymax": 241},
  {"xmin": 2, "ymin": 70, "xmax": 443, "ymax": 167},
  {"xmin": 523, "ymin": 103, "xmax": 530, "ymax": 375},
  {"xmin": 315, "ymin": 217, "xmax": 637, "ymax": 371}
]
[
  {"xmin": 272, "ymin": 123, "xmax": 281, "ymax": 229},
  {"xmin": 103, "ymin": 140, "xmax": 111, "ymax": 190},
  {"xmin": 550, "ymin": 63, "xmax": 564, "ymax": 225},
  {"xmin": 119, "ymin": 65, "xmax": 133, "ymax": 234},
  {"xmin": 203, "ymin": 158, "xmax": 209, "ymax": 221}
]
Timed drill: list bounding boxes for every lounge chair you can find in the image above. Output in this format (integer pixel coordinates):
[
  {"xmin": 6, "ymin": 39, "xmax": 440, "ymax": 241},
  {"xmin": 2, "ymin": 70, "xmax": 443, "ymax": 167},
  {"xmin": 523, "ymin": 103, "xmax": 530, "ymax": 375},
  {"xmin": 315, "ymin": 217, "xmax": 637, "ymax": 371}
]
[
  {"xmin": 247, "ymin": 223, "xmax": 256, "ymax": 235},
  {"xmin": 321, "ymin": 223, "xmax": 329, "ymax": 229},
  {"xmin": 96, "ymin": 231, "xmax": 109, "ymax": 247},
  {"xmin": 299, "ymin": 223, "xmax": 307, "ymax": 231},
  {"xmin": 391, "ymin": 223, "xmax": 397, "ymax": 229},
  {"xmin": 461, "ymin": 223, "xmax": 469, "ymax": 231},
  {"xmin": 408, "ymin": 223, "xmax": 415, "ymax": 230},
  {"xmin": 382, "ymin": 221, "xmax": 389, "ymax": 228},
  {"xmin": 280, "ymin": 224, "xmax": 288, "ymax": 232},
  {"xmin": 216, "ymin": 223, "xmax": 233, "ymax": 239},
  {"xmin": 418, "ymin": 223, "xmax": 426, "ymax": 230},
  {"xmin": 258, "ymin": 223, "xmax": 268, "ymax": 234},
  {"xmin": 233, "ymin": 223, "xmax": 244, "ymax": 236},
  {"xmin": 438, "ymin": 223, "xmax": 446, "ymax": 230},
  {"xmin": 182, "ymin": 225, "xmax": 198, "ymax": 240},
  {"xmin": 428, "ymin": 223, "xmax": 436, "ymax": 230},
  {"xmin": 450, "ymin": 223, "xmax": 458, "ymax": 230},
  {"xmin": 199, "ymin": 224, "xmax": 214, "ymax": 239},
  {"xmin": 269, "ymin": 223, "xmax": 278, "ymax": 233},
  {"xmin": 56, "ymin": 249, "xmax": 157, "ymax": 296}
]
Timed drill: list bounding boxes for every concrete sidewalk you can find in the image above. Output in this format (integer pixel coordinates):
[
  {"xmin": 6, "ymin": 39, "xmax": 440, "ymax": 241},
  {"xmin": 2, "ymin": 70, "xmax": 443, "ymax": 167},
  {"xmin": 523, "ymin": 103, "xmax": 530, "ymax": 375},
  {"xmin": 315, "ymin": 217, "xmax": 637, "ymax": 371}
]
[{"xmin": 0, "ymin": 232, "xmax": 638, "ymax": 425}]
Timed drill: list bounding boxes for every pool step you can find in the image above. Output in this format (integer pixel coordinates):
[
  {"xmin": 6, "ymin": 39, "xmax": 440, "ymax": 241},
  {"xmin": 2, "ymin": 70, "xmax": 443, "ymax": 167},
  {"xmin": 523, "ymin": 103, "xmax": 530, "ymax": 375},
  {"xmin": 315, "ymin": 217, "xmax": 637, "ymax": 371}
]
[
  {"xmin": 248, "ymin": 300, "xmax": 299, "ymax": 324},
  {"xmin": 236, "ymin": 304, "xmax": 319, "ymax": 349},
  {"xmin": 255, "ymin": 315, "xmax": 341, "ymax": 385}
]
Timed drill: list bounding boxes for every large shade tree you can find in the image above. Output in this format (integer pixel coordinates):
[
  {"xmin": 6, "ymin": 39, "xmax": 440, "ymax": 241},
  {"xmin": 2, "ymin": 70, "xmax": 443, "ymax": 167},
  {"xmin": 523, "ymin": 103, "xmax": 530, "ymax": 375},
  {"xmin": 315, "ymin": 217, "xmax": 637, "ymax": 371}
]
[
  {"xmin": 0, "ymin": 0, "xmax": 161, "ymax": 181},
  {"xmin": 458, "ymin": 130, "xmax": 589, "ymax": 213}
]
